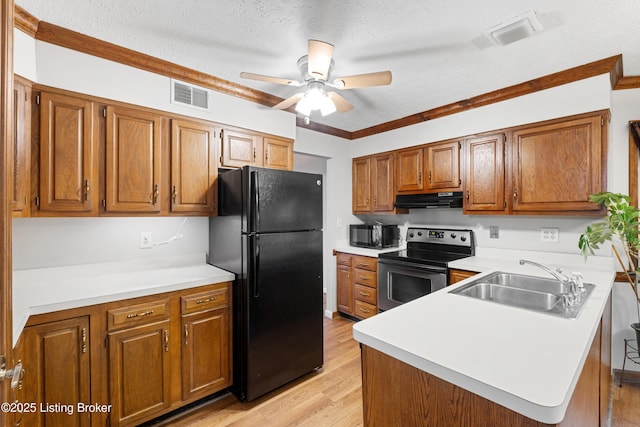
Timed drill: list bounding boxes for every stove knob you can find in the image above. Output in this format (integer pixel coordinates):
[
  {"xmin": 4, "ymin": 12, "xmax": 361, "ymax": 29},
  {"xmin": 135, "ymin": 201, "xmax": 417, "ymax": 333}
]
[
  {"xmin": 460, "ymin": 236, "xmax": 467, "ymax": 242},
  {"xmin": 417, "ymin": 231, "xmax": 423, "ymax": 237},
  {"xmin": 409, "ymin": 233, "xmax": 414, "ymax": 238},
  {"xmin": 450, "ymin": 233, "xmax": 457, "ymax": 239}
]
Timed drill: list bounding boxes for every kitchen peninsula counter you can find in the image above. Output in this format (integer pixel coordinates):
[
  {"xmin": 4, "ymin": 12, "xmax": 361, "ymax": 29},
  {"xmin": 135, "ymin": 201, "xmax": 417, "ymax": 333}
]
[
  {"xmin": 12, "ymin": 253, "xmax": 234, "ymax": 346},
  {"xmin": 353, "ymin": 248, "xmax": 615, "ymax": 424}
]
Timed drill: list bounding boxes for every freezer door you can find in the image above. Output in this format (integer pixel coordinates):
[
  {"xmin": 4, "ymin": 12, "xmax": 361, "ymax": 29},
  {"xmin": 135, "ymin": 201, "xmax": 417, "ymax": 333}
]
[
  {"xmin": 245, "ymin": 167, "xmax": 322, "ymax": 233},
  {"xmin": 243, "ymin": 230, "xmax": 323, "ymax": 401}
]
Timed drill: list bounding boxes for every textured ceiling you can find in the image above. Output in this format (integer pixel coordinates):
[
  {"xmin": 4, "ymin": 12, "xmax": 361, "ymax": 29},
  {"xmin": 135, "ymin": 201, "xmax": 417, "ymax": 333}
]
[{"xmin": 15, "ymin": 0, "xmax": 640, "ymax": 133}]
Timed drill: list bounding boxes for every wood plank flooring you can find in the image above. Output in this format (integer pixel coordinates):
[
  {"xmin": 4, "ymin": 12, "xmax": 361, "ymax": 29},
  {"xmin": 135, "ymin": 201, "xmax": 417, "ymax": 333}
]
[{"xmin": 149, "ymin": 315, "xmax": 640, "ymax": 427}]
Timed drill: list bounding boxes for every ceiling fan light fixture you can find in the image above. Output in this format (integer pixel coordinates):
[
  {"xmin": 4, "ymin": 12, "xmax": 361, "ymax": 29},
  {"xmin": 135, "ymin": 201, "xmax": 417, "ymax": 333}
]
[
  {"xmin": 484, "ymin": 10, "xmax": 543, "ymax": 46},
  {"xmin": 295, "ymin": 95, "xmax": 313, "ymax": 116},
  {"xmin": 319, "ymin": 96, "xmax": 337, "ymax": 116}
]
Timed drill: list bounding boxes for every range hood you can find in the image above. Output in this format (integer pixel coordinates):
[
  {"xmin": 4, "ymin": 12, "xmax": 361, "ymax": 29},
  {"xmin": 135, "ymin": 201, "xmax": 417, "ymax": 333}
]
[{"xmin": 395, "ymin": 191, "xmax": 463, "ymax": 209}]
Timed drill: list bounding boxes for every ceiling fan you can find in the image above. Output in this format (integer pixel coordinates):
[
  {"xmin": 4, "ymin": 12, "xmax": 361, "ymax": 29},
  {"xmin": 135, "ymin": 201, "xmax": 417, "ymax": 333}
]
[{"xmin": 240, "ymin": 40, "xmax": 392, "ymax": 122}]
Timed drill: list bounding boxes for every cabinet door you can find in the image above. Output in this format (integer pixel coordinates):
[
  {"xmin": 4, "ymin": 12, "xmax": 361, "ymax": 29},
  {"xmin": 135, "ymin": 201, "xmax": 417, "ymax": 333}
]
[
  {"xmin": 511, "ymin": 115, "xmax": 604, "ymax": 213},
  {"xmin": 263, "ymin": 136, "xmax": 294, "ymax": 170},
  {"xmin": 108, "ymin": 320, "xmax": 171, "ymax": 426},
  {"xmin": 38, "ymin": 92, "xmax": 97, "ymax": 214},
  {"xmin": 463, "ymin": 133, "xmax": 506, "ymax": 213},
  {"xmin": 352, "ymin": 157, "xmax": 371, "ymax": 213},
  {"xmin": 105, "ymin": 105, "xmax": 163, "ymax": 212},
  {"xmin": 395, "ymin": 147, "xmax": 424, "ymax": 193},
  {"xmin": 22, "ymin": 317, "xmax": 91, "ymax": 427},
  {"xmin": 371, "ymin": 153, "xmax": 395, "ymax": 212},
  {"xmin": 426, "ymin": 140, "xmax": 461, "ymax": 191},
  {"xmin": 336, "ymin": 263, "xmax": 353, "ymax": 315},
  {"xmin": 181, "ymin": 307, "xmax": 231, "ymax": 401},
  {"xmin": 13, "ymin": 79, "xmax": 31, "ymax": 216},
  {"xmin": 171, "ymin": 119, "xmax": 217, "ymax": 214},
  {"xmin": 220, "ymin": 128, "xmax": 263, "ymax": 168}
]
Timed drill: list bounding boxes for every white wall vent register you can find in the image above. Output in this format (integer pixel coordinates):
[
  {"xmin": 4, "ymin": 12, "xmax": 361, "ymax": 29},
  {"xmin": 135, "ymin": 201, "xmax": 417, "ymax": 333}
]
[{"xmin": 171, "ymin": 79, "xmax": 210, "ymax": 109}]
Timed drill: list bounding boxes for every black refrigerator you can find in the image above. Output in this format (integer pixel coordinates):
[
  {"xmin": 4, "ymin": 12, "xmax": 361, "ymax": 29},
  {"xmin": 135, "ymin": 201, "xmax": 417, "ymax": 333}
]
[{"xmin": 208, "ymin": 166, "xmax": 324, "ymax": 402}]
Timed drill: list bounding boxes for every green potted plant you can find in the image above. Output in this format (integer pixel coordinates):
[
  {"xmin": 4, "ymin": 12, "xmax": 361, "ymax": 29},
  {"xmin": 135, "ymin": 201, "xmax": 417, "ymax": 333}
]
[{"xmin": 579, "ymin": 192, "xmax": 640, "ymax": 343}]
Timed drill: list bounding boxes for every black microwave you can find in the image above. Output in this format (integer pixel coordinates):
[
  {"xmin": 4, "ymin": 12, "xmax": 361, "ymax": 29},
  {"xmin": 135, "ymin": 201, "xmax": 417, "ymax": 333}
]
[{"xmin": 350, "ymin": 224, "xmax": 400, "ymax": 249}]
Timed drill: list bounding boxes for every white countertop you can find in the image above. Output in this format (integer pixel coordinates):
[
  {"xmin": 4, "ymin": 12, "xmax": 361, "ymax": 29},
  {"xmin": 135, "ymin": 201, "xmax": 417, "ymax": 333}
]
[
  {"xmin": 12, "ymin": 253, "xmax": 235, "ymax": 346},
  {"xmin": 352, "ymin": 248, "xmax": 615, "ymax": 424},
  {"xmin": 334, "ymin": 240, "xmax": 405, "ymax": 257}
]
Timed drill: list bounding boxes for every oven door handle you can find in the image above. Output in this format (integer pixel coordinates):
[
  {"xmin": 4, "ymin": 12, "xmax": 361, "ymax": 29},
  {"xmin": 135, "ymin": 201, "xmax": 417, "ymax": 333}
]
[{"xmin": 378, "ymin": 259, "xmax": 448, "ymax": 272}]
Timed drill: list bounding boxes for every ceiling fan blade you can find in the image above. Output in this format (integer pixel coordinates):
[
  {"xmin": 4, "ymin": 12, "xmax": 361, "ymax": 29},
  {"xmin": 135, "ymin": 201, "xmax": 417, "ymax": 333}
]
[
  {"xmin": 308, "ymin": 39, "xmax": 334, "ymax": 80},
  {"xmin": 327, "ymin": 92, "xmax": 353, "ymax": 113},
  {"xmin": 240, "ymin": 72, "xmax": 301, "ymax": 86},
  {"xmin": 272, "ymin": 93, "xmax": 304, "ymax": 110},
  {"xmin": 334, "ymin": 71, "xmax": 392, "ymax": 89}
]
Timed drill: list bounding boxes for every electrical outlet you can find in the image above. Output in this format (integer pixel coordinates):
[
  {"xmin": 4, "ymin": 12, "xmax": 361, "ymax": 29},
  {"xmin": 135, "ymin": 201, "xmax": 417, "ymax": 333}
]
[
  {"xmin": 489, "ymin": 226, "xmax": 499, "ymax": 239},
  {"xmin": 140, "ymin": 232, "xmax": 153, "ymax": 249},
  {"xmin": 540, "ymin": 227, "xmax": 559, "ymax": 243}
]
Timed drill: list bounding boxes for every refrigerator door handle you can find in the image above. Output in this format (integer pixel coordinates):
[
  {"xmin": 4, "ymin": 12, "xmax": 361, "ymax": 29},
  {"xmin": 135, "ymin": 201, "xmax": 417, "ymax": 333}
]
[
  {"xmin": 250, "ymin": 171, "xmax": 260, "ymax": 233},
  {"xmin": 251, "ymin": 235, "xmax": 260, "ymax": 298}
]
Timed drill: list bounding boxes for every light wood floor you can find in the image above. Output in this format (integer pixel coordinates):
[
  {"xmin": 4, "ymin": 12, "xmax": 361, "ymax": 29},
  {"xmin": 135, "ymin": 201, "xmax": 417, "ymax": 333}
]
[{"xmin": 150, "ymin": 315, "xmax": 640, "ymax": 427}]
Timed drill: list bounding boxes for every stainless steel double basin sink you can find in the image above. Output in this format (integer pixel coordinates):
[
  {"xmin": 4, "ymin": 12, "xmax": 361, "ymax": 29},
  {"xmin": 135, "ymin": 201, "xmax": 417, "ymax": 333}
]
[{"xmin": 449, "ymin": 271, "xmax": 594, "ymax": 318}]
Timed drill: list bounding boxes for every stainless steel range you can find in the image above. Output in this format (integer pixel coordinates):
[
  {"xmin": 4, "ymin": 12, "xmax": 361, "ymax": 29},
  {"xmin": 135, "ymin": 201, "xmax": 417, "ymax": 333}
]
[{"xmin": 378, "ymin": 227, "xmax": 475, "ymax": 311}]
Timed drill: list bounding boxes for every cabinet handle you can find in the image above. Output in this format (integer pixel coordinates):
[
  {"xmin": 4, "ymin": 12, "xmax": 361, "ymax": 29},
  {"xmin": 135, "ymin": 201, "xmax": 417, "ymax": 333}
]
[
  {"xmin": 171, "ymin": 185, "xmax": 177, "ymax": 204},
  {"xmin": 265, "ymin": 150, "xmax": 269, "ymax": 163},
  {"xmin": 84, "ymin": 179, "xmax": 90, "ymax": 201},
  {"xmin": 81, "ymin": 327, "xmax": 87, "ymax": 353},
  {"xmin": 153, "ymin": 184, "xmax": 159, "ymax": 205},
  {"xmin": 359, "ymin": 291, "xmax": 370, "ymax": 297},
  {"xmin": 513, "ymin": 189, "xmax": 518, "ymax": 200},
  {"xmin": 360, "ymin": 307, "xmax": 371, "ymax": 314},
  {"xmin": 428, "ymin": 171, "xmax": 432, "ymax": 183},
  {"xmin": 184, "ymin": 324, "xmax": 189, "ymax": 346},
  {"xmin": 418, "ymin": 171, "xmax": 422, "ymax": 184},
  {"xmin": 359, "ymin": 276, "xmax": 370, "ymax": 281},
  {"xmin": 466, "ymin": 190, "xmax": 470, "ymax": 200},
  {"xmin": 357, "ymin": 263, "xmax": 370, "ymax": 268},
  {"xmin": 253, "ymin": 147, "xmax": 257, "ymax": 162},
  {"xmin": 126, "ymin": 309, "xmax": 154, "ymax": 319},
  {"xmin": 196, "ymin": 296, "xmax": 217, "ymax": 304},
  {"xmin": 164, "ymin": 330, "xmax": 169, "ymax": 352}
]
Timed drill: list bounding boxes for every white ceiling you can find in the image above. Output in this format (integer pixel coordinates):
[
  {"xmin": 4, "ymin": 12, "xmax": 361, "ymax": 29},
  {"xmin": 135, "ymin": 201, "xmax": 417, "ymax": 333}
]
[{"xmin": 14, "ymin": 0, "xmax": 640, "ymax": 133}]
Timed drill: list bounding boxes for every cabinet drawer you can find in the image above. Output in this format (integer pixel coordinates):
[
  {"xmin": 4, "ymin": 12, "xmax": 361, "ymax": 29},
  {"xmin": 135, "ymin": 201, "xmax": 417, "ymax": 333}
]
[
  {"xmin": 107, "ymin": 299, "xmax": 170, "ymax": 330},
  {"xmin": 352, "ymin": 255, "xmax": 377, "ymax": 272},
  {"xmin": 181, "ymin": 287, "xmax": 229, "ymax": 315},
  {"xmin": 354, "ymin": 300, "xmax": 377, "ymax": 319},
  {"xmin": 354, "ymin": 284, "xmax": 377, "ymax": 305},
  {"xmin": 336, "ymin": 253, "xmax": 352, "ymax": 266},
  {"xmin": 354, "ymin": 268, "xmax": 377, "ymax": 287}
]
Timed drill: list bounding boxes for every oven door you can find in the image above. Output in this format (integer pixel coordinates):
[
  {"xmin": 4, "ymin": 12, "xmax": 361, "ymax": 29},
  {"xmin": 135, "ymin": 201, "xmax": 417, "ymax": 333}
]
[{"xmin": 378, "ymin": 259, "xmax": 447, "ymax": 311}]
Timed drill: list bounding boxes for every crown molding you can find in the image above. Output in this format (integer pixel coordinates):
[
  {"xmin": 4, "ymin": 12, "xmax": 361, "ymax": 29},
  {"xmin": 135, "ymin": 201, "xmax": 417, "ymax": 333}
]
[
  {"xmin": 352, "ymin": 55, "xmax": 623, "ymax": 139},
  {"xmin": 12, "ymin": 6, "xmax": 633, "ymax": 140},
  {"xmin": 14, "ymin": 5, "xmax": 37, "ymax": 37}
]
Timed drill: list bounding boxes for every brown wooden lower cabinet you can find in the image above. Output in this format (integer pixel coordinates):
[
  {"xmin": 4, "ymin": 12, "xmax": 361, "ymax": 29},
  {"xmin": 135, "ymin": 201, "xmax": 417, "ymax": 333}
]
[
  {"xmin": 335, "ymin": 252, "xmax": 378, "ymax": 319},
  {"xmin": 448, "ymin": 268, "xmax": 478, "ymax": 284},
  {"xmin": 361, "ymin": 304, "xmax": 611, "ymax": 427},
  {"xmin": 20, "ymin": 317, "xmax": 91, "ymax": 427},
  {"xmin": 16, "ymin": 281, "xmax": 232, "ymax": 427}
]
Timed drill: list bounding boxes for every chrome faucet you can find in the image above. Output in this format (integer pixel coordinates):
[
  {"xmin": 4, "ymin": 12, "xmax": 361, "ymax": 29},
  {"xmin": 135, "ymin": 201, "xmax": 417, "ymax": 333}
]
[{"xmin": 519, "ymin": 259, "xmax": 585, "ymax": 306}]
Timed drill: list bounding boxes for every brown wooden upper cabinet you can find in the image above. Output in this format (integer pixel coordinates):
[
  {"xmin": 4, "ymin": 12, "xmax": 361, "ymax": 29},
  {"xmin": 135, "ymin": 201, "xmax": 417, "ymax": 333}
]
[
  {"xmin": 352, "ymin": 153, "xmax": 399, "ymax": 214},
  {"xmin": 171, "ymin": 119, "xmax": 217, "ymax": 214},
  {"xmin": 13, "ymin": 77, "xmax": 31, "ymax": 217},
  {"xmin": 219, "ymin": 127, "xmax": 294, "ymax": 170},
  {"xmin": 263, "ymin": 136, "xmax": 294, "ymax": 170},
  {"xmin": 395, "ymin": 141, "xmax": 462, "ymax": 194},
  {"xmin": 105, "ymin": 105, "xmax": 163, "ymax": 213},
  {"xmin": 510, "ymin": 112, "xmax": 606, "ymax": 214},
  {"xmin": 463, "ymin": 133, "xmax": 506, "ymax": 213},
  {"xmin": 395, "ymin": 147, "xmax": 424, "ymax": 193},
  {"xmin": 425, "ymin": 140, "xmax": 462, "ymax": 192},
  {"xmin": 36, "ymin": 91, "xmax": 99, "ymax": 215}
]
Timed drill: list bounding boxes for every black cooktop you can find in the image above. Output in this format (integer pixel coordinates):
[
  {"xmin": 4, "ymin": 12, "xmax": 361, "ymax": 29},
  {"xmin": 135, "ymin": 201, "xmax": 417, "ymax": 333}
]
[{"xmin": 378, "ymin": 227, "xmax": 475, "ymax": 267}]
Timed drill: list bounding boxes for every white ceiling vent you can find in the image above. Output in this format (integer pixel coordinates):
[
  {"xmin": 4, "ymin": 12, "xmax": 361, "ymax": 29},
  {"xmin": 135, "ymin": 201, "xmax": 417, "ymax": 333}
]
[{"xmin": 171, "ymin": 79, "xmax": 210, "ymax": 110}]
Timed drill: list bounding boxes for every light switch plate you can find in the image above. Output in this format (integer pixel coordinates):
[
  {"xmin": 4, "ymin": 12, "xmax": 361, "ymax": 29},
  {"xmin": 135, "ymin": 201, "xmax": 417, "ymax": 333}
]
[
  {"xmin": 140, "ymin": 232, "xmax": 153, "ymax": 249},
  {"xmin": 489, "ymin": 226, "xmax": 499, "ymax": 239}
]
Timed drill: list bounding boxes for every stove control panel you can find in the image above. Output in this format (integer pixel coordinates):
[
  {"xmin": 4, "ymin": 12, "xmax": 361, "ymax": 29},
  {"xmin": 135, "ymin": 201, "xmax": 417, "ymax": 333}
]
[{"xmin": 406, "ymin": 227, "xmax": 473, "ymax": 247}]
